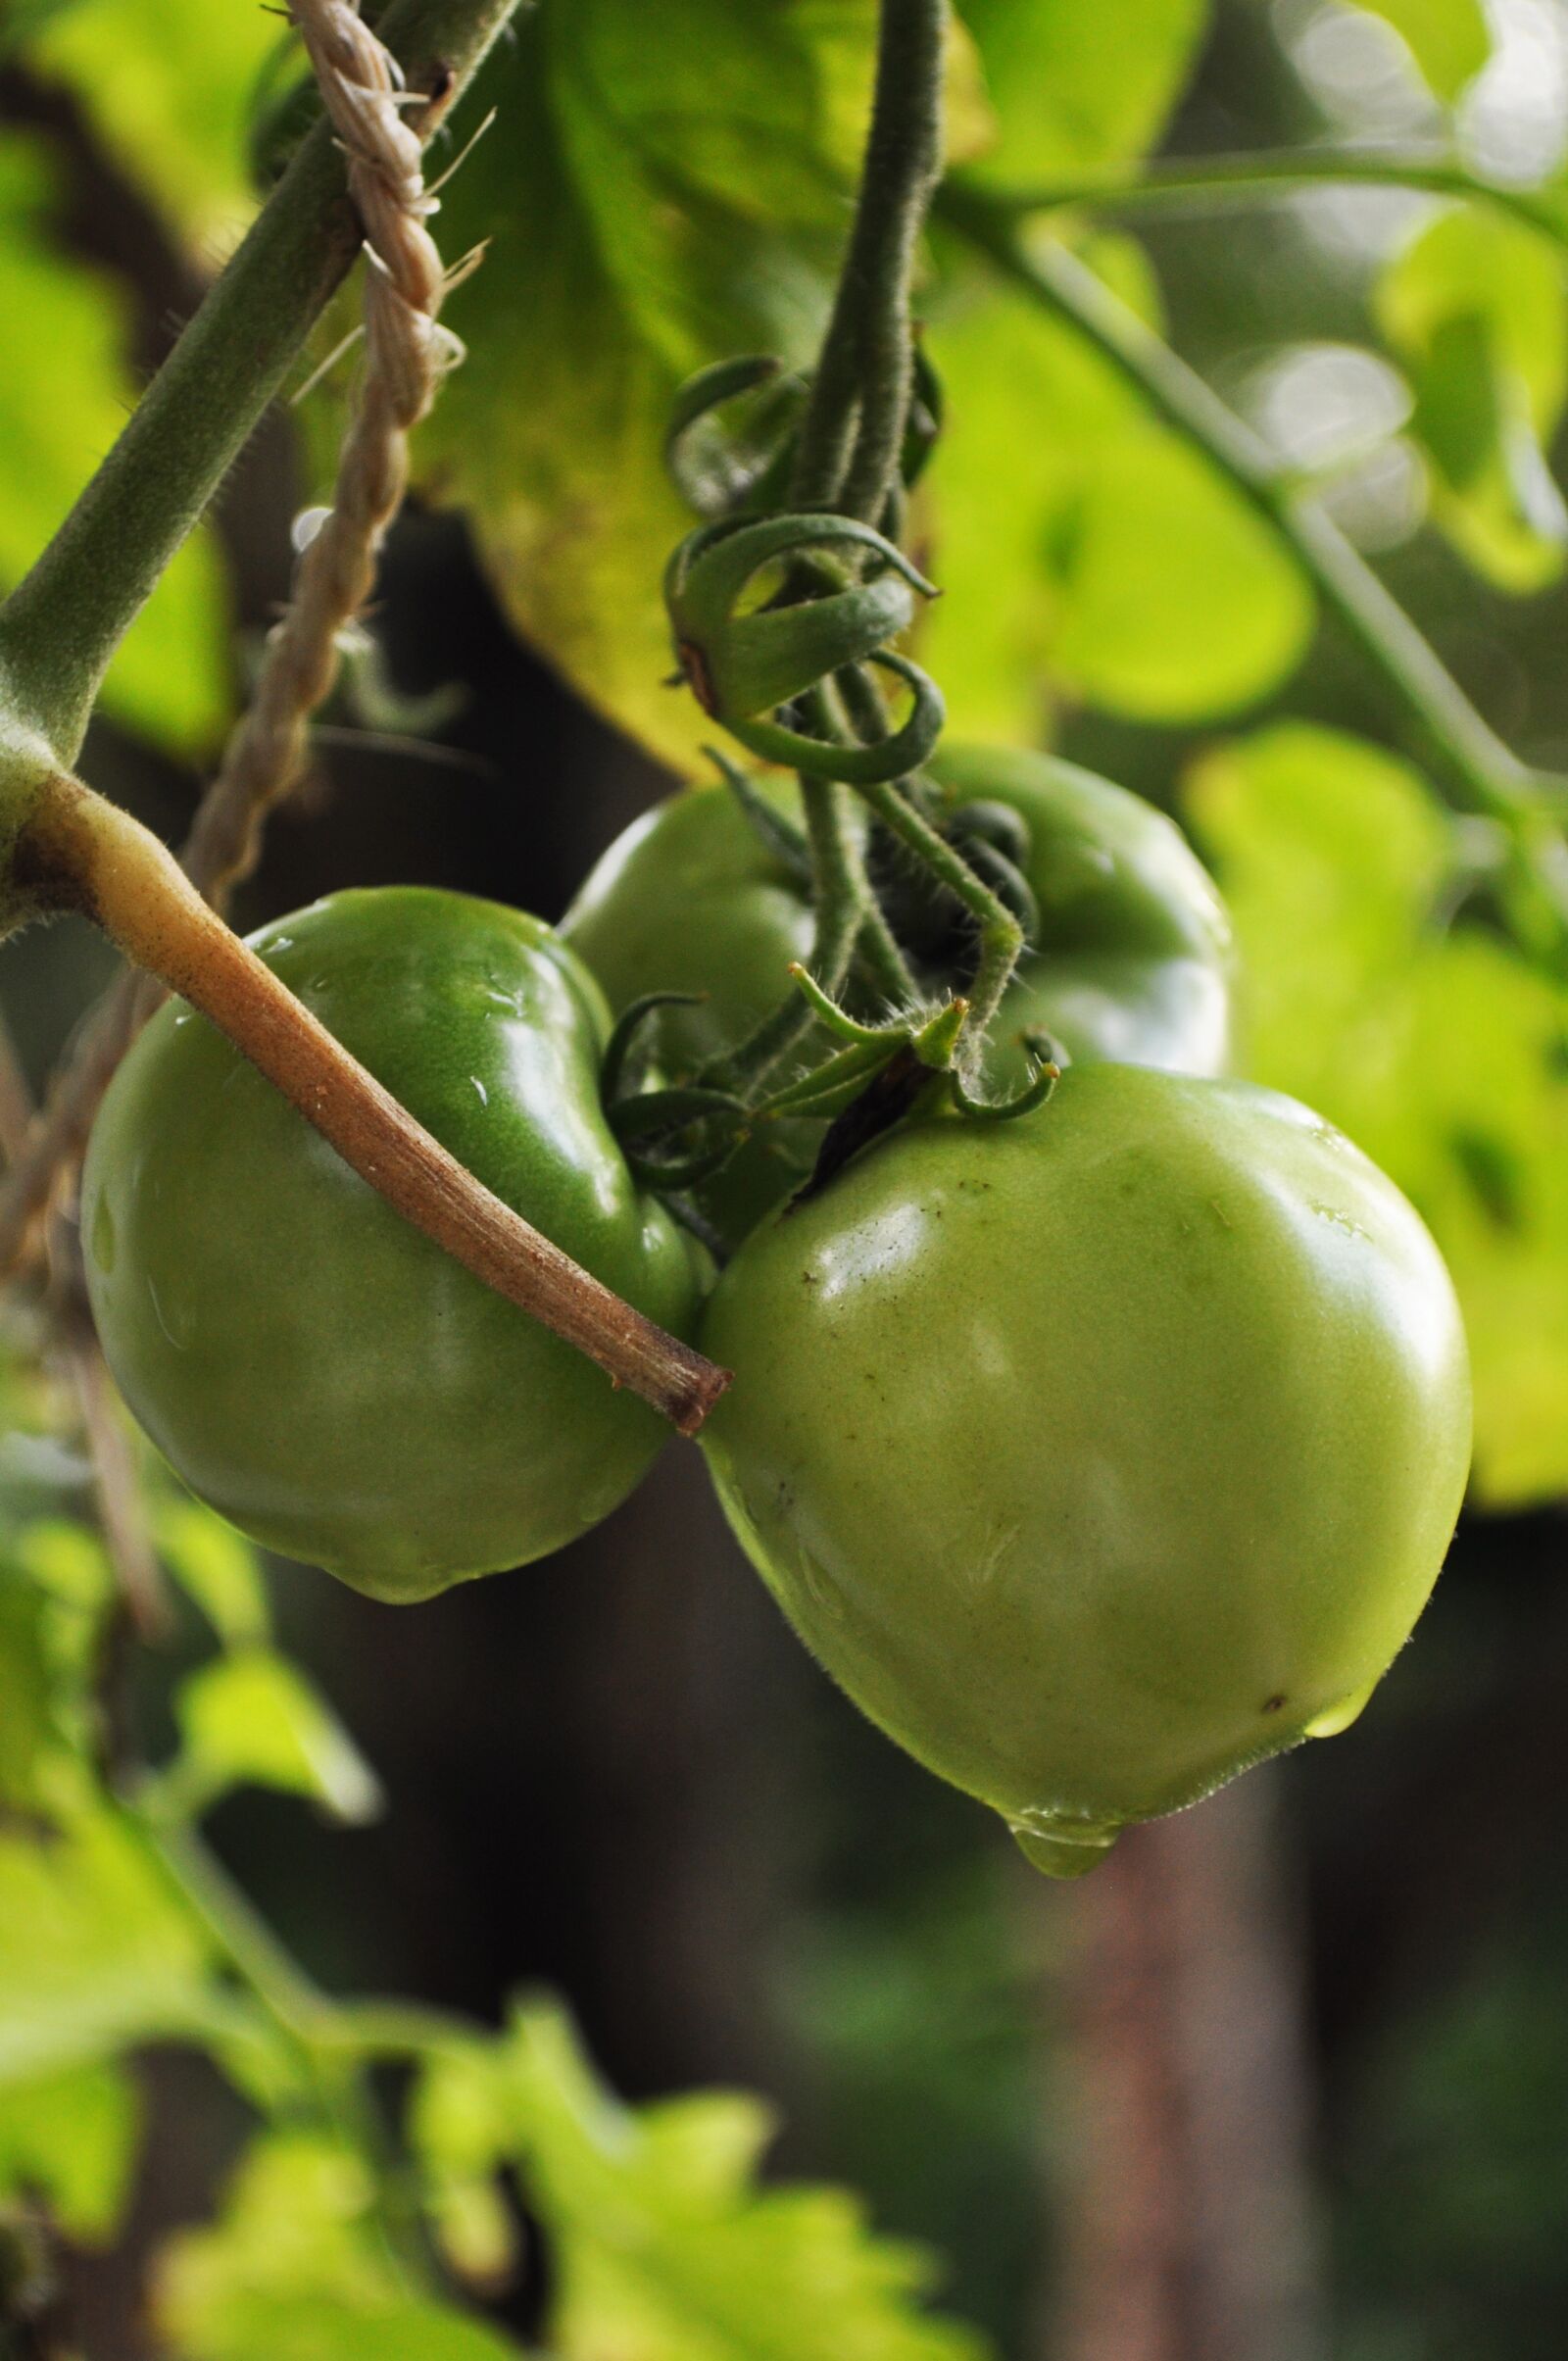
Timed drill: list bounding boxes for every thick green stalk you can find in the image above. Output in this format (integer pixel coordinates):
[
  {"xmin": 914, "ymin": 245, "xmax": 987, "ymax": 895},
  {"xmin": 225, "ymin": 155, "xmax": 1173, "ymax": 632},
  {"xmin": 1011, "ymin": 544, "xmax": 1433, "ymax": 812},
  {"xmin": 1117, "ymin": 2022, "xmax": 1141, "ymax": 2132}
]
[
  {"xmin": 0, "ymin": 0, "xmax": 519, "ymax": 767},
  {"xmin": 941, "ymin": 186, "xmax": 1545, "ymax": 825},
  {"xmin": 790, "ymin": 0, "xmax": 948, "ymax": 517}
]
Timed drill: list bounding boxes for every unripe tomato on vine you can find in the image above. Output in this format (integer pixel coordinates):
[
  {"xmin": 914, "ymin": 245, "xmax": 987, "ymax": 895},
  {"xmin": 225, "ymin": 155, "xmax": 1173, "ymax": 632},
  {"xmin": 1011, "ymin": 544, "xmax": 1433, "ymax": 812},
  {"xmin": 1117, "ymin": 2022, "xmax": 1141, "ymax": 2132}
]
[
  {"xmin": 564, "ymin": 743, "xmax": 1234, "ymax": 1244},
  {"xmin": 697, "ymin": 1063, "xmax": 1472, "ymax": 1874},
  {"xmin": 80, "ymin": 888, "xmax": 703, "ymax": 1601}
]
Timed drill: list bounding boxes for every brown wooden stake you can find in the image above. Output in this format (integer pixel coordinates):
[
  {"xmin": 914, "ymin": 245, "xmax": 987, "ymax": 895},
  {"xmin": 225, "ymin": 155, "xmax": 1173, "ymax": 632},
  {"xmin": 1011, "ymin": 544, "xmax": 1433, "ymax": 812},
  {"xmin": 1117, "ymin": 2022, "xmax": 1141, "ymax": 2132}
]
[{"xmin": 1041, "ymin": 1773, "xmax": 1325, "ymax": 2361}]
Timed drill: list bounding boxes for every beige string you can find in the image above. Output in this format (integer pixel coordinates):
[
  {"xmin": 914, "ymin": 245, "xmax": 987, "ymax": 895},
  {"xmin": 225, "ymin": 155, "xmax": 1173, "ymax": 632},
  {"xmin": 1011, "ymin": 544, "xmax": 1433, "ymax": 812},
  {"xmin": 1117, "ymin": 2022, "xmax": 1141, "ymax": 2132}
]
[{"xmin": 0, "ymin": 0, "xmax": 468, "ymax": 1274}]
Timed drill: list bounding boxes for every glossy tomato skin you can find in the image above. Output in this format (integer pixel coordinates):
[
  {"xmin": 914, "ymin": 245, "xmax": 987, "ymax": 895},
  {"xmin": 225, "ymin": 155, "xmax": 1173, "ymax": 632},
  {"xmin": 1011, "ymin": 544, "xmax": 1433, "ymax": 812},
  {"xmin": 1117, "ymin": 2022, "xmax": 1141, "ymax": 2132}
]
[
  {"xmin": 698, "ymin": 1064, "xmax": 1471, "ymax": 1875},
  {"xmin": 927, "ymin": 744, "xmax": 1233, "ymax": 1088},
  {"xmin": 82, "ymin": 889, "xmax": 700, "ymax": 1602},
  {"xmin": 561, "ymin": 747, "xmax": 1233, "ymax": 1242}
]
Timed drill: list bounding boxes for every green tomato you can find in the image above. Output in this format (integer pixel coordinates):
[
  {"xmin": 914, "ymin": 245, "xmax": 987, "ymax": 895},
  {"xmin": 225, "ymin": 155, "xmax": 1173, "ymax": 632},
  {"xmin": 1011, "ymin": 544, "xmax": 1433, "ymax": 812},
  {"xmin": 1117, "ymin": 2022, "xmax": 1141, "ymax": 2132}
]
[
  {"xmin": 81, "ymin": 888, "xmax": 700, "ymax": 1602},
  {"xmin": 561, "ymin": 745, "xmax": 1234, "ymax": 1242},
  {"xmin": 698, "ymin": 1064, "xmax": 1471, "ymax": 1875}
]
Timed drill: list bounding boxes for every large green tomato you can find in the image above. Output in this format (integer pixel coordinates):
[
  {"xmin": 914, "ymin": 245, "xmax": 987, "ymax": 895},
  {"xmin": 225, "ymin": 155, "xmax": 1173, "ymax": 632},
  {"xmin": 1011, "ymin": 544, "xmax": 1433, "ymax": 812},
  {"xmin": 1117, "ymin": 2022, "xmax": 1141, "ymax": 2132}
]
[
  {"xmin": 698, "ymin": 1065, "xmax": 1471, "ymax": 1875},
  {"xmin": 81, "ymin": 889, "xmax": 700, "ymax": 1602},
  {"xmin": 561, "ymin": 745, "xmax": 1233, "ymax": 1240}
]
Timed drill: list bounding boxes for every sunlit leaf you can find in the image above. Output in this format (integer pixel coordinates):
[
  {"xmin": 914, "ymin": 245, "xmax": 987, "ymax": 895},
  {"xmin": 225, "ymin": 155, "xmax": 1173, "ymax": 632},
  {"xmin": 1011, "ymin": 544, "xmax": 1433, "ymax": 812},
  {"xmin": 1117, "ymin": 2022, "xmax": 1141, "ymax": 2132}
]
[
  {"xmin": 157, "ymin": 1499, "xmax": 271, "ymax": 1649},
  {"xmin": 1376, "ymin": 208, "xmax": 1568, "ymax": 592},
  {"xmin": 0, "ymin": 2060, "xmax": 140, "ymax": 2242},
  {"xmin": 156, "ymin": 2130, "xmax": 529, "ymax": 2361},
  {"xmin": 956, "ymin": 0, "xmax": 1210, "ymax": 182},
  {"xmin": 0, "ymin": 133, "xmax": 230, "ymax": 755},
  {"xmin": 921, "ymin": 244, "xmax": 1313, "ymax": 737},
  {"xmin": 22, "ymin": 0, "xmax": 279, "ymax": 248},
  {"xmin": 1188, "ymin": 721, "xmax": 1568, "ymax": 1506},
  {"xmin": 0, "ymin": 1800, "xmax": 224, "ymax": 2086},
  {"xmin": 486, "ymin": 2000, "xmax": 990, "ymax": 2360},
  {"xmin": 173, "ymin": 1649, "xmax": 382, "ymax": 1824},
  {"xmin": 1347, "ymin": 0, "xmax": 1491, "ymax": 102}
]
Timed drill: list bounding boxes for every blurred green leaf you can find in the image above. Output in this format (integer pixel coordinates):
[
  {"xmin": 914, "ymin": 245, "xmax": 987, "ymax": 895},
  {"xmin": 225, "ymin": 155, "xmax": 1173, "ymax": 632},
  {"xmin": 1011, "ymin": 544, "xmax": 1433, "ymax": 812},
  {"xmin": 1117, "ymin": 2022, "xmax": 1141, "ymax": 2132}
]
[
  {"xmin": 0, "ymin": 1565, "xmax": 55, "ymax": 1808},
  {"xmin": 157, "ymin": 2130, "xmax": 529, "ymax": 2361},
  {"xmin": 0, "ymin": 1799, "xmax": 224, "ymax": 2085},
  {"xmin": 22, "ymin": 0, "xmax": 279, "ymax": 246},
  {"xmin": 0, "ymin": 132, "xmax": 230, "ymax": 754},
  {"xmin": 1346, "ymin": 0, "xmax": 1491, "ymax": 102},
  {"xmin": 1376, "ymin": 209, "xmax": 1568, "ymax": 592},
  {"xmin": 921, "ymin": 241, "xmax": 1313, "ymax": 737},
  {"xmin": 489, "ymin": 2000, "xmax": 990, "ymax": 2360},
  {"xmin": 157, "ymin": 1499, "xmax": 272, "ymax": 1649},
  {"xmin": 173, "ymin": 1649, "xmax": 382, "ymax": 1824},
  {"xmin": 0, "ymin": 2059, "xmax": 140, "ymax": 2242},
  {"xmin": 956, "ymin": 0, "xmax": 1209, "ymax": 181},
  {"xmin": 1189, "ymin": 721, "xmax": 1568, "ymax": 1505}
]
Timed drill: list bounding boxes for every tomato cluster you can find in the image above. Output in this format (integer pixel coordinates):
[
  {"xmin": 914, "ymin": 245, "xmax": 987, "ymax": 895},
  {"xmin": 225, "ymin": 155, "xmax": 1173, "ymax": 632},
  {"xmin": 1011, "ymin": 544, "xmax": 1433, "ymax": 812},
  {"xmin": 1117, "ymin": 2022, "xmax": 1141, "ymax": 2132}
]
[{"xmin": 81, "ymin": 750, "xmax": 1472, "ymax": 1869}]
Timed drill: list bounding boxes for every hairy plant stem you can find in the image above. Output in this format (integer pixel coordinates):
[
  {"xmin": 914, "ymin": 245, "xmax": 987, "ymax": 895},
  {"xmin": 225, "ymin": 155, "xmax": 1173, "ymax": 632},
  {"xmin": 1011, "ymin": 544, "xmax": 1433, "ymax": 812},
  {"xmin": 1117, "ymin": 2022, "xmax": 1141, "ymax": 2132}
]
[
  {"xmin": 975, "ymin": 146, "xmax": 1568, "ymax": 246},
  {"xmin": 709, "ymin": 751, "xmax": 897, "ymax": 1099},
  {"xmin": 8, "ymin": 776, "xmax": 728, "ymax": 1431},
  {"xmin": 835, "ymin": 665, "xmax": 1023, "ymax": 1058},
  {"xmin": 940, "ymin": 185, "xmax": 1553, "ymax": 829},
  {"xmin": 0, "ymin": 0, "xmax": 519, "ymax": 766},
  {"xmin": 790, "ymin": 0, "xmax": 948, "ymax": 519}
]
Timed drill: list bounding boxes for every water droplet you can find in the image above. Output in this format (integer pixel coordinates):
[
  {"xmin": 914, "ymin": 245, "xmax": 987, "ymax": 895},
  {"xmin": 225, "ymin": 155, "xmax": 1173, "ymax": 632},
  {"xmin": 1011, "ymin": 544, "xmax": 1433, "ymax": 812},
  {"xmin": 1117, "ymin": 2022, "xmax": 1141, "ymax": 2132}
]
[{"xmin": 1006, "ymin": 1805, "xmax": 1120, "ymax": 1881}]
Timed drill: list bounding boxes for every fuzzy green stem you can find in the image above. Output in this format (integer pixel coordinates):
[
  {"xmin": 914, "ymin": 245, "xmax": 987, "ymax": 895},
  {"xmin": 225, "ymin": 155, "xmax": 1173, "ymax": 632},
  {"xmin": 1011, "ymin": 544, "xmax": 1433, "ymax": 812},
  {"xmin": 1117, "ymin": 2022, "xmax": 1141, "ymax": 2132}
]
[
  {"xmin": 834, "ymin": 664, "xmax": 1023, "ymax": 1057},
  {"xmin": 790, "ymin": 0, "xmax": 948, "ymax": 517},
  {"xmin": 974, "ymin": 146, "xmax": 1568, "ymax": 245},
  {"xmin": 941, "ymin": 186, "xmax": 1547, "ymax": 825},
  {"xmin": 0, "ymin": 0, "xmax": 519, "ymax": 766}
]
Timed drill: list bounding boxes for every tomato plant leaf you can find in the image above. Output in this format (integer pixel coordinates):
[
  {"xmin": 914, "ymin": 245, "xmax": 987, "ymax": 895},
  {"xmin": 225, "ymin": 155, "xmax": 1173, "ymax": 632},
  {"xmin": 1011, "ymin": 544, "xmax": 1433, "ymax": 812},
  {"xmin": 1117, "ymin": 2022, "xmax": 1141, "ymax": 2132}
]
[
  {"xmin": 1345, "ymin": 0, "xmax": 1491, "ymax": 102},
  {"xmin": 0, "ymin": 2059, "xmax": 140, "ymax": 2242},
  {"xmin": 1189, "ymin": 720, "xmax": 1568, "ymax": 1506},
  {"xmin": 921, "ymin": 239, "xmax": 1313, "ymax": 737},
  {"xmin": 0, "ymin": 132, "xmax": 230, "ymax": 756},
  {"xmin": 479, "ymin": 1999, "xmax": 991, "ymax": 2360},
  {"xmin": 156, "ymin": 2129, "xmax": 533, "ymax": 2361},
  {"xmin": 20, "ymin": 0, "xmax": 280, "ymax": 247},
  {"xmin": 1376, "ymin": 209, "xmax": 1568, "ymax": 592},
  {"xmin": 956, "ymin": 0, "xmax": 1210, "ymax": 183},
  {"xmin": 172, "ymin": 1648, "xmax": 383, "ymax": 1825},
  {"xmin": 0, "ymin": 1799, "xmax": 228, "ymax": 2086}
]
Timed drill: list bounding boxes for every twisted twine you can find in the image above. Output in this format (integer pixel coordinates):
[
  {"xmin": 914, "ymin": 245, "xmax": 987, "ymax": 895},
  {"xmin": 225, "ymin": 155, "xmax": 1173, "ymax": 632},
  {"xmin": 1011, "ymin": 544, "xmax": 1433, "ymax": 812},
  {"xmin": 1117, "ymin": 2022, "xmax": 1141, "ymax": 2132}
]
[{"xmin": 0, "ymin": 0, "xmax": 466, "ymax": 1273}]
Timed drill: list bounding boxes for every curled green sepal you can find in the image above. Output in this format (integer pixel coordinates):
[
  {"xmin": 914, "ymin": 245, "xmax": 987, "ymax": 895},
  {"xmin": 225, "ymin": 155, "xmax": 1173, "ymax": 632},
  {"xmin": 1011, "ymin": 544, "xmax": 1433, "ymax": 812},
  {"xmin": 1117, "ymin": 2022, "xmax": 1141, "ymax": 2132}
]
[
  {"xmin": 949, "ymin": 1037, "xmax": 1061, "ymax": 1121},
  {"xmin": 666, "ymin": 514, "xmax": 938, "ymax": 728},
  {"xmin": 601, "ymin": 992, "xmax": 709, "ymax": 1107},
  {"xmin": 756, "ymin": 1038, "xmax": 904, "ymax": 1120},
  {"xmin": 664, "ymin": 357, "xmax": 807, "ymax": 520},
  {"xmin": 611, "ymin": 1084, "xmax": 751, "ymax": 1194},
  {"xmin": 731, "ymin": 652, "xmax": 946, "ymax": 785}
]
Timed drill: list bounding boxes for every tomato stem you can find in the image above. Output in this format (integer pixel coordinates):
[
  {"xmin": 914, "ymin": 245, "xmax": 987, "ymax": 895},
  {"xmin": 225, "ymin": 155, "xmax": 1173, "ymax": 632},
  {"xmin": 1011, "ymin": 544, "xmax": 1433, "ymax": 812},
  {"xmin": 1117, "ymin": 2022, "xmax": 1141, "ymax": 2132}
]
[
  {"xmin": 11, "ymin": 778, "xmax": 730, "ymax": 1435},
  {"xmin": 790, "ymin": 0, "xmax": 948, "ymax": 521}
]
